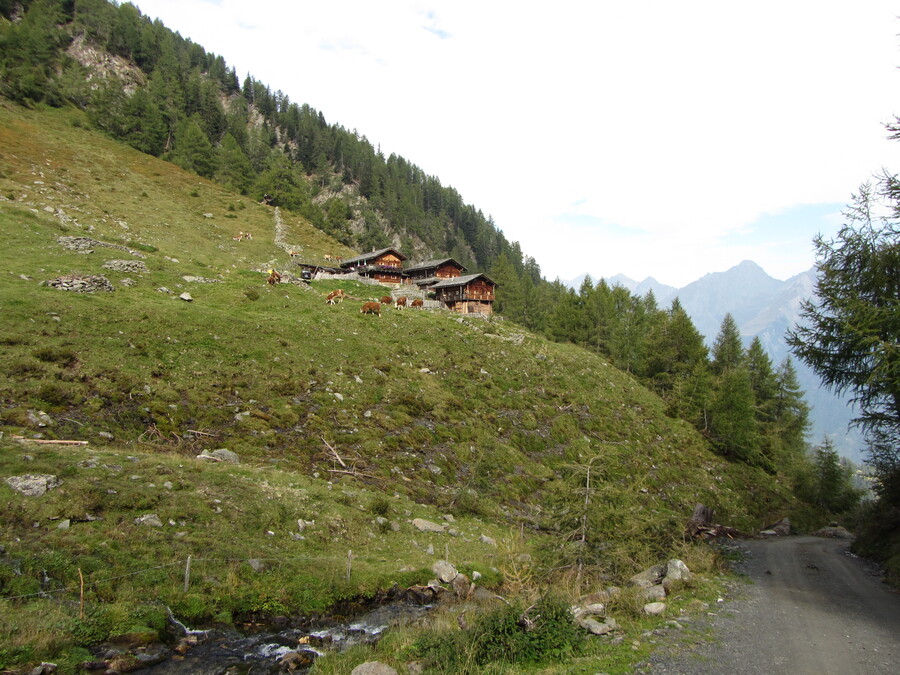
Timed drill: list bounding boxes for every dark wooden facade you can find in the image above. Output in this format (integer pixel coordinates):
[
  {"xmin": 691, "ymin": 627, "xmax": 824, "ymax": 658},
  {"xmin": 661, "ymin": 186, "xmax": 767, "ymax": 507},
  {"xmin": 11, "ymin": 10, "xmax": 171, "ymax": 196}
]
[
  {"xmin": 405, "ymin": 258, "xmax": 467, "ymax": 285},
  {"xmin": 340, "ymin": 248, "xmax": 407, "ymax": 284},
  {"xmin": 432, "ymin": 273, "xmax": 496, "ymax": 315}
]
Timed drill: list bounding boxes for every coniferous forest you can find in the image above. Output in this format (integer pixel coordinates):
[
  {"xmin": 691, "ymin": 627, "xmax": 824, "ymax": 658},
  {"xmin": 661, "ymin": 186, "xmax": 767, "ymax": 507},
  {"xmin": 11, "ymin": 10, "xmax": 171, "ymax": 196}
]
[{"xmin": 0, "ymin": 0, "xmax": 838, "ymax": 483}]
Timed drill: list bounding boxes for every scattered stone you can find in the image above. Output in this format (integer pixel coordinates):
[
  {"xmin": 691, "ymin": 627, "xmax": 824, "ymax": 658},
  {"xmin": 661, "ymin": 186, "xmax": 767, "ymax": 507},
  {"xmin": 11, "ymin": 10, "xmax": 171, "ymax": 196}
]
[
  {"xmin": 432, "ymin": 560, "xmax": 459, "ymax": 583},
  {"xmin": 57, "ymin": 235, "xmax": 142, "ymax": 256},
  {"xmin": 5, "ymin": 474, "xmax": 60, "ymax": 497},
  {"xmin": 451, "ymin": 572, "xmax": 471, "ymax": 597},
  {"xmin": 42, "ymin": 274, "xmax": 114, "ymax": 292},
  {"xmin": 98, "ymin": 431, "xmax": 114, "ymax": 440},
  {"xmin": 247, "ymin": 559, "xmax": 265, "ymax": 573},
  {"xmin": 412, "ymin": 518, "xmax": 446, "ymax": 533},
  {"xmin": 642, "ymin": 585, "xmax": 667, "ymax": 601},
  {"xmin": 643, "ymin": 602, "xmax": 667, "ymax": 616},
  {"xmin": 182, "ymin": 275, "xmax": 221, "ymax": 284},
  {"xmin": 157, "ymin": 287, "xmax": 173, "ymax": 294},
  {"xmin": 57, "ymin": 519, "xmax": 71, "ymax": 530},
  {"xmin": 29, "ymin": 663, "xmax": 57, "ymax": 675},
  {"xmin": 179, "ymin": 292, "xmax": 193, "ymax": 302},
  {"xmin": 134, "ymin": 514, "xmax": 163, "ymax": 527},
  {"xmin": 351, "ymin": 661, "xmax": 398, "ymax": 675},
  {"xmin": 119, "ymin": 278, "xmax": 135, "ymax": 287},
  {"xmin": 102, "ymin": 259, "xmax": 148, "ymax": 274},
  {"xmin": 479, "ymin": 534, "xmax": 497, "ymax": 547}
]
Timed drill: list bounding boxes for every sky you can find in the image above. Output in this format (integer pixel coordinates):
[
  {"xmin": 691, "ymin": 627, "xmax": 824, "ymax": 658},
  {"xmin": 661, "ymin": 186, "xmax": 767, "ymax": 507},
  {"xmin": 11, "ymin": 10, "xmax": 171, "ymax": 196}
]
[{"xmin": 132, "ymin": 0, "xmax": 900, "ymax": 288}]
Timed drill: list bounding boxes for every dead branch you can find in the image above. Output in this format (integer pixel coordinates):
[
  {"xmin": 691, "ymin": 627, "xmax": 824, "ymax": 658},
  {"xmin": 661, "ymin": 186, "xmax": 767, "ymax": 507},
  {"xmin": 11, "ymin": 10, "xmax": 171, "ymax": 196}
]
[{"xmin": 322, "ymin": 437, "xmax": 347, "ymax": 467}]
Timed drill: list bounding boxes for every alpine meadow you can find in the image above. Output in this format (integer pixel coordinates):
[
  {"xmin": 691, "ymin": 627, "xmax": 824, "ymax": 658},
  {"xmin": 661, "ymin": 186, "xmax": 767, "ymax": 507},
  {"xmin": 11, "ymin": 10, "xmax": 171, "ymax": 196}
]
[{"xmin": 0, "ymin": 2, "xmax": 894, "ymax": 674}]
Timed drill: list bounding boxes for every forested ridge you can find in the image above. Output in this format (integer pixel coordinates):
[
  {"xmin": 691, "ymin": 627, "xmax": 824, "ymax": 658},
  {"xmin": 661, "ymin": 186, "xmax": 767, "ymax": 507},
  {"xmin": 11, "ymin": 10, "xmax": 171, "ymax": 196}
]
[{"xmin": 1, "ymin": 0, "xmax": 838, "ymax": 484}]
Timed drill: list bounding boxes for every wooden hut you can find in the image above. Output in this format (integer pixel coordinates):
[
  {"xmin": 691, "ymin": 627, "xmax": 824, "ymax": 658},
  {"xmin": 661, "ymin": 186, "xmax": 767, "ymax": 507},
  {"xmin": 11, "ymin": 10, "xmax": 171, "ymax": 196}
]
[
  {"xmin": 432, "ymin": 273, "xmax": 496, "ymax": 315},
  {"xmin": 405, "ymin": 258, "xmax": 467, "ymax": 288},
  {"xmin": 340, "ymin": 248, "xmax": 408, "ymax": 284}
]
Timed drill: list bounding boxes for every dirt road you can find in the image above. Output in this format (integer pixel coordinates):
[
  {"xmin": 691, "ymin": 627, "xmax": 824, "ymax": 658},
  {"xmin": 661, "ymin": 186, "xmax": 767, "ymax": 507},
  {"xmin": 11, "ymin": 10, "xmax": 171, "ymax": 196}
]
[{"xmin": 648, "ymin": 536, "xmax": 900, "ymax": 674}]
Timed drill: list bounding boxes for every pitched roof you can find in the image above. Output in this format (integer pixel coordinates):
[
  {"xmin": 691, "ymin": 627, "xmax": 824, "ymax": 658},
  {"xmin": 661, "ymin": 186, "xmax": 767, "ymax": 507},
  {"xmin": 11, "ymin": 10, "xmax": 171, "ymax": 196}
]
[
  {"xmin": 341, "ymin": 248, "xmax": 407, "ymax": 266},
  {"xmin": 432, "ymin": 273, "xmax": 496, "ymax": 289},
  {"xmin": 405, "ymin": 257, "xmax": 467, "ymax": 273}
]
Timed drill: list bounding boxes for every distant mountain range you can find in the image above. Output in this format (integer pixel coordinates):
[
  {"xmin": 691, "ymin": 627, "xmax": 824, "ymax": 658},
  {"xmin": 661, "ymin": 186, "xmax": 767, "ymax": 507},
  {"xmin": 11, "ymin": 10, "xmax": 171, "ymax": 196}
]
[{"xmin": 564, "ymin": 261, "xmax": 864, "ymax": 462}]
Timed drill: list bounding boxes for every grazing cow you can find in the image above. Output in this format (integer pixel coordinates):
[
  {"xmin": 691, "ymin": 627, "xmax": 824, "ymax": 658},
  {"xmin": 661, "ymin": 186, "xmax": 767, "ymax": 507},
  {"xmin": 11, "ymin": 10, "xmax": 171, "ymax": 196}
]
[
  {"xmin": 411, "ymin": 298, "xmax": 424, "ymax": 309},
  {"xmin": 325, "ymin": 289, "xmax": 346, "ymax": 305},
  {"xmin": 395, "ymin": 296, "xmax": 407, "ymax": 309},
  {"xmin": 379, "ymin": 296, "xmax": 393, "ymax": 305},
  {"xmin": 288, "ymin": 250, "xmax": 301, "ymax": 258},
  {"xmin": 233, "ymin": 231, "xmax": 245, "ymax": 241},
  {"xmin": 360, "ymin": 301, "xmax": 381, "ymax": 316},
  {"xmin": 266, "ymin": 269, "xmax": 281, "ymax": 285},
  {"xmin": 323, "ymin": 254, "xmax": 333, "ymax": 262}
]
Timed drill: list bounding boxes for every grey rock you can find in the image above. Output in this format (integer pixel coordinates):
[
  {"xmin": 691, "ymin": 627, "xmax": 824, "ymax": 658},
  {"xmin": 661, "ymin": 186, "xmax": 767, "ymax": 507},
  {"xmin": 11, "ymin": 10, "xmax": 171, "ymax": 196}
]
[
  {"xmin": 451, "ymin": 572, "xmax": 471, "ymax": 597},
  {"xmin": 179, "ymin": 292, "xmax": 193, "ymax": 302},
  {"xmin": 134, "ymin": 514, "xmax": 163, "ymax": 527},
  {"xmin": 56, "ymin": 519, "xmax": 71, "ymax": 530},
  {"xmin": 479, "ymin": 534, "xmax": 498, "ymax": 547},
  {"xmin": 351, "ymin": 663, "xmax": 398, "ymax": 675},
  {"xmin": 197, "ymin": 448, "xmax": 239, "ymax": 464},
  {"xmin": 629, "ymin": 564, "xmax": 665, "ymax": 589},
  {"xmin": 642, "ymin": 602, "xmax": 667, "ymax": 616},
  {"xmin": 247, "ymin": 559, "xmax": 265, "ymax": 573},
  {"xmin": 812, "ymin": 525, "xmax": 855, "ymax": 539},
  {"xmin": 432, "ymin": 560, "xmax": 458, "ymax": 583},
  {"xmin": 98, "ymin": 431, "xmax": 114, "ymax": 440},
  {"xmin": 412, "ymin": 518, "xmax": 446, "ymax": 533},
  {"xmin": 578, "ymin": 616, "xmax": 619, "ymax": 635},
  {"xmin": 26, "ymin": 409, "xmax": 53, "ymax": 428},
  {"xmin": 642, "ymin": 585, "xmax": 667, "ymax": 601},
  {"xmin": 762, "ymin": 517, "xmax": 791, "ymax": 536},
  {"xmin": 5, "ymin": 474, "xmax": 60, "ymax": 497}
]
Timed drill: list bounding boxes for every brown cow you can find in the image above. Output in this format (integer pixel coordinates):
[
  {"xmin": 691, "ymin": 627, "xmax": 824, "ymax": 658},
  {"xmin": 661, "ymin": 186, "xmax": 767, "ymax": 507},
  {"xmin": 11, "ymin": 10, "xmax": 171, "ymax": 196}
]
[
  {"xmin": 395, "ymin": 296, "xmax": 407, "ymax": 309},
  {"xmin": 325, "ymin": 289, "xmax": 346, "ymax": 305},
  {"xmin": 360, "ymin": 301, "xmax": 381, "ymax": 316},
  {"xmin": 411, "ymin": 298, "xmax": 424, "ymax": 309},
  {"xmin": 266, "ymin": 269, "xmax": 281, "ymax": 285},
  {"xmin": 379, "ymin": 296, "xmax": 392, "ymax": 304}
]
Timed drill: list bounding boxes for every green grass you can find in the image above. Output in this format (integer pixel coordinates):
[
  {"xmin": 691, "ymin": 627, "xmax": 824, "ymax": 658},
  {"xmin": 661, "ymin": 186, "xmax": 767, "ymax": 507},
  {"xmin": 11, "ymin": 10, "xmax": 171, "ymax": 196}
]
[{"xmin": 0, "ymin": 101, "xmax": 800, "ymax": 672}]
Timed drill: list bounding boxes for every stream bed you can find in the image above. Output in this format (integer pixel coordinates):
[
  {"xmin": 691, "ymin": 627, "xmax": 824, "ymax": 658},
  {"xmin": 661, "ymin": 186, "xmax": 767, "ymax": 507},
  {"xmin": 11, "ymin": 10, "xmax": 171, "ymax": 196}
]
[{"xmin": 140, "ymin": 601, "xmax": 433, "ymax": 674}]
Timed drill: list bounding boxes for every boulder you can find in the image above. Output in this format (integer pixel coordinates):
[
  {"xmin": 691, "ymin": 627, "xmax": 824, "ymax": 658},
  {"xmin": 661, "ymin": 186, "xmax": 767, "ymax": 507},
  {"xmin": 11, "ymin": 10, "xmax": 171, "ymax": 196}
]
[
  {"xmin": 629, "ymin": 564, "xmax": 665, "ymax": 589},
  {"xmin": 662, "ymin": 559, "xmax": 693, "ymax": 592},
  {"xmin": 812, "ymin": 525, "xmax": 855, "ymax": 540},
  {"xmin": 641, "ymin": 585, "xmax": 667, "ymax": 601},
  {"xmin": 642, "ymin": 602, "xmax": 667, "ymax": 616},
  {"xmin": 351, "ymin": 661, "xmax": 398, "ymax": 675},
  {"xmin": 578, "ymin": 616, "xmax": 619, "ymax": 635},
  {"xmin": 451, "ymin": 573, "xmax": 471, "ymax": 597},
  {"xmin": 432, "ymin": 560, "xmax": 458, "ymax": 583},
  {"xmin": 5, "ymin": 474, "xmax": 60, "ymax": 497},
  {"xmin": 197, "ymin": 448, "xmax": 240, "ymax": 464},
  {"xmin": 179, "ymin": 292, "xmax": 193, "ymax": 302},
  {"xmin": 412, "ymin": 518, "xmax": 445, "ymax": 533},
  {"xmin": 26, "ymin": 409, "xmax": 53, "ymax": 428},
  {"xmin": 762, "ymin": 518, "xmax": 791, "ymax": 536},
  {"xmin": 479, "ymin": 534, "xmax": 498, "ymax": 547}
]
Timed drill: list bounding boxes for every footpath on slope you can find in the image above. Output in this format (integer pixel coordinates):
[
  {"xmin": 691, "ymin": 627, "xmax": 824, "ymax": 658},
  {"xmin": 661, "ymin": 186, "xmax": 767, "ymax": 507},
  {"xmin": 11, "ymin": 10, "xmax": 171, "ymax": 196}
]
[{"xmin": 645, "ymin": 536, "xmax": 900, "ymax": 674}]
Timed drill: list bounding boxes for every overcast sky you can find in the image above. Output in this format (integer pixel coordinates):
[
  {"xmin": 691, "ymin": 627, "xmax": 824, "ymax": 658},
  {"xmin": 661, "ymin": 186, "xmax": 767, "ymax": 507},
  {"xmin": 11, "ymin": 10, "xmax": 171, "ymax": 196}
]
[{"xmin": 133, "ymin": 0, "xmax": 899, "ymax": 287}]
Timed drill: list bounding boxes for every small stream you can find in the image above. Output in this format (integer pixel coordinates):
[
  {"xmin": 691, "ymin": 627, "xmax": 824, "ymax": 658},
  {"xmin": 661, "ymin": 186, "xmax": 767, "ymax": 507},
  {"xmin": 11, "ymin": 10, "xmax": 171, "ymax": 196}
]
[{"xmin": 141, "ymin": 601, "xmax": 433, "ymax": 674}]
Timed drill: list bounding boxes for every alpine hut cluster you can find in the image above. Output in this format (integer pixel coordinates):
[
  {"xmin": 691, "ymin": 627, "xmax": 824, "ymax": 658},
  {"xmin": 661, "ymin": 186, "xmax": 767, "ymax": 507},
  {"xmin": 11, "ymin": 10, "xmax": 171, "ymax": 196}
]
[{"xmin": 304, "ymin": 247, "xmax": 497, "ymax": 315}]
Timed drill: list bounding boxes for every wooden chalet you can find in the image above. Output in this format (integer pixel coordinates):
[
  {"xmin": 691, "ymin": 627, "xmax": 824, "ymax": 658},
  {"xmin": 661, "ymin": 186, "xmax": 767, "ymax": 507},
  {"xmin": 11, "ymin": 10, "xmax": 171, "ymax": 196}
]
[
  {"xmin": 340, "ymin": 247, "xmax": 407, "ymax": 284},
  {"xmin": 432, "ymin": 273, "xmax": 496, "ymax": 315},
  {"xmin": 405, "ymin": 258, "xmax": 467, "ymax": 288}
]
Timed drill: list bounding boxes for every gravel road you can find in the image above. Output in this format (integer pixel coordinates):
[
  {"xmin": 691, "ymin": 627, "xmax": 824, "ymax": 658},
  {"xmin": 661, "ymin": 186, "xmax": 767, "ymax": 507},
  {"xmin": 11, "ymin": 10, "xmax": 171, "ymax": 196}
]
[{"xmin": 647, "ymin": 536, "xmax": 900, "ymax": 674}]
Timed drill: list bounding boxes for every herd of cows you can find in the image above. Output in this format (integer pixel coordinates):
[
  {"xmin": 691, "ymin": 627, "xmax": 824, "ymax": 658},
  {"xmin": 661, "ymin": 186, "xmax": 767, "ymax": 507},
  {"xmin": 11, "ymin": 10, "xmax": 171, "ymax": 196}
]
[{"xmin": 324, "ymin": 288, "xmax": 424, "ymax": 316}]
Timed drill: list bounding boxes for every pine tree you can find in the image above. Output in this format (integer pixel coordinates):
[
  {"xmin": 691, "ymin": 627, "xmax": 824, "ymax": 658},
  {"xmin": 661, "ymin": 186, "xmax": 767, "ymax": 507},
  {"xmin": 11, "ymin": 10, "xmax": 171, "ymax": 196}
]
[
  {"xmin": 215, "ymin": 132, "xmax": 253, "ymax": 194},
  {"xmin": 169, "ymin": 117, "xmax": 217, "ymax": 178},
  {"xmin": 711, "ymin": 313, "xmax": 744, "ymax": 374}
]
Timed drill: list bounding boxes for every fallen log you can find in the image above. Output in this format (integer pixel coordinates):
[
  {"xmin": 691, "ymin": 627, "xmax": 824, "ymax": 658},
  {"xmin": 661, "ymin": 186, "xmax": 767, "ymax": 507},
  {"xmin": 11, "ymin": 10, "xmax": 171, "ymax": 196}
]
[{"xmin": 12, "ymin": 435, "xmax": 89, "ymax": 446}]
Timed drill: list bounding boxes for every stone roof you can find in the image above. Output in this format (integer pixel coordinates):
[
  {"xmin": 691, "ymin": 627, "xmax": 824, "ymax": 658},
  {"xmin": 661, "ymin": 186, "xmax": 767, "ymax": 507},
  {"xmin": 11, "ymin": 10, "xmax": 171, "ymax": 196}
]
[
  {"xmin": 432, "ymin": 273, "xmax": 496, "ymax": 289},
  {"xmin": 341, "ymin": 248, "xmax": 407, "ymax": 267}
]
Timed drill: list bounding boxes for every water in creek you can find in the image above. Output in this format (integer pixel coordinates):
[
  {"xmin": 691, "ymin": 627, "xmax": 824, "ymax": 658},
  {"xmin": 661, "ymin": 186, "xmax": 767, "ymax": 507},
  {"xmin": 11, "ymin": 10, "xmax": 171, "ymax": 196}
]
[{"xmin": 142, "ymin": 602, "xmax": 432, "ymax": 674}]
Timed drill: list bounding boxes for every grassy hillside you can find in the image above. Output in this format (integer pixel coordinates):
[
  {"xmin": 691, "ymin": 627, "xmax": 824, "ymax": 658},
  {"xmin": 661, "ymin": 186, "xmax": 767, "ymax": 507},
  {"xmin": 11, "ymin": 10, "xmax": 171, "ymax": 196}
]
[{"xmin": 0, "ymin": 101, "xmax": 795, "ymax": 672}]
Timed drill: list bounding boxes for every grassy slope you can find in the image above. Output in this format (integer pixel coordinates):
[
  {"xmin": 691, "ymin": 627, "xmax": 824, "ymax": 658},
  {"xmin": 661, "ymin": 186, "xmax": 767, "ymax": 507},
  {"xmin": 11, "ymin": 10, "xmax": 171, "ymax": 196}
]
[{"xmin": 0, "ymin": 102, "xmax": 795, "ymax": 671}]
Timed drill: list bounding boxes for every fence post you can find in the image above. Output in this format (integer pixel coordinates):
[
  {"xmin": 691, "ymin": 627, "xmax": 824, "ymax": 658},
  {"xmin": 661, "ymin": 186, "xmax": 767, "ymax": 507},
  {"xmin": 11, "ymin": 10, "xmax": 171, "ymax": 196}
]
[
  {"xmin": 183, "ymin": 556, "xmax": 192, "ymax": 592},
  {"xmin": 346, "ymin": 550, "xmax": 352, "ymax": 582},
  {"xmin": 78, "ymin": 568, "xmax": 84, "ymax": 619}
]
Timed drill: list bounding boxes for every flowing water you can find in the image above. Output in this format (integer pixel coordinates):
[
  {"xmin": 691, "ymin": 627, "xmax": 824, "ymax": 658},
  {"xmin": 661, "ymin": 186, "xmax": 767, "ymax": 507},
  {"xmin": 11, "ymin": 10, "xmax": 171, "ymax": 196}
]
[{"xmin": 142, "ymin": 602, "xmax": 432, "ymax": 674}]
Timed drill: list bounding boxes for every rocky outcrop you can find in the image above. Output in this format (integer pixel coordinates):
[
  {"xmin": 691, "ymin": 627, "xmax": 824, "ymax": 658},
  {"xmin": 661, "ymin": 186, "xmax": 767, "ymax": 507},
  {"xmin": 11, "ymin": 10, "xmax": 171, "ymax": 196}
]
[
  {"xmin": 5, "ymin": 474, "xmax": 60, "ymax": 497},
  {"xmin": 56, "ymin": 235, "xmax": 145, "ymax": 257},
  {"xmin": 103, "ymin": 259, "xmax": 148, "ymax": 274}
]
